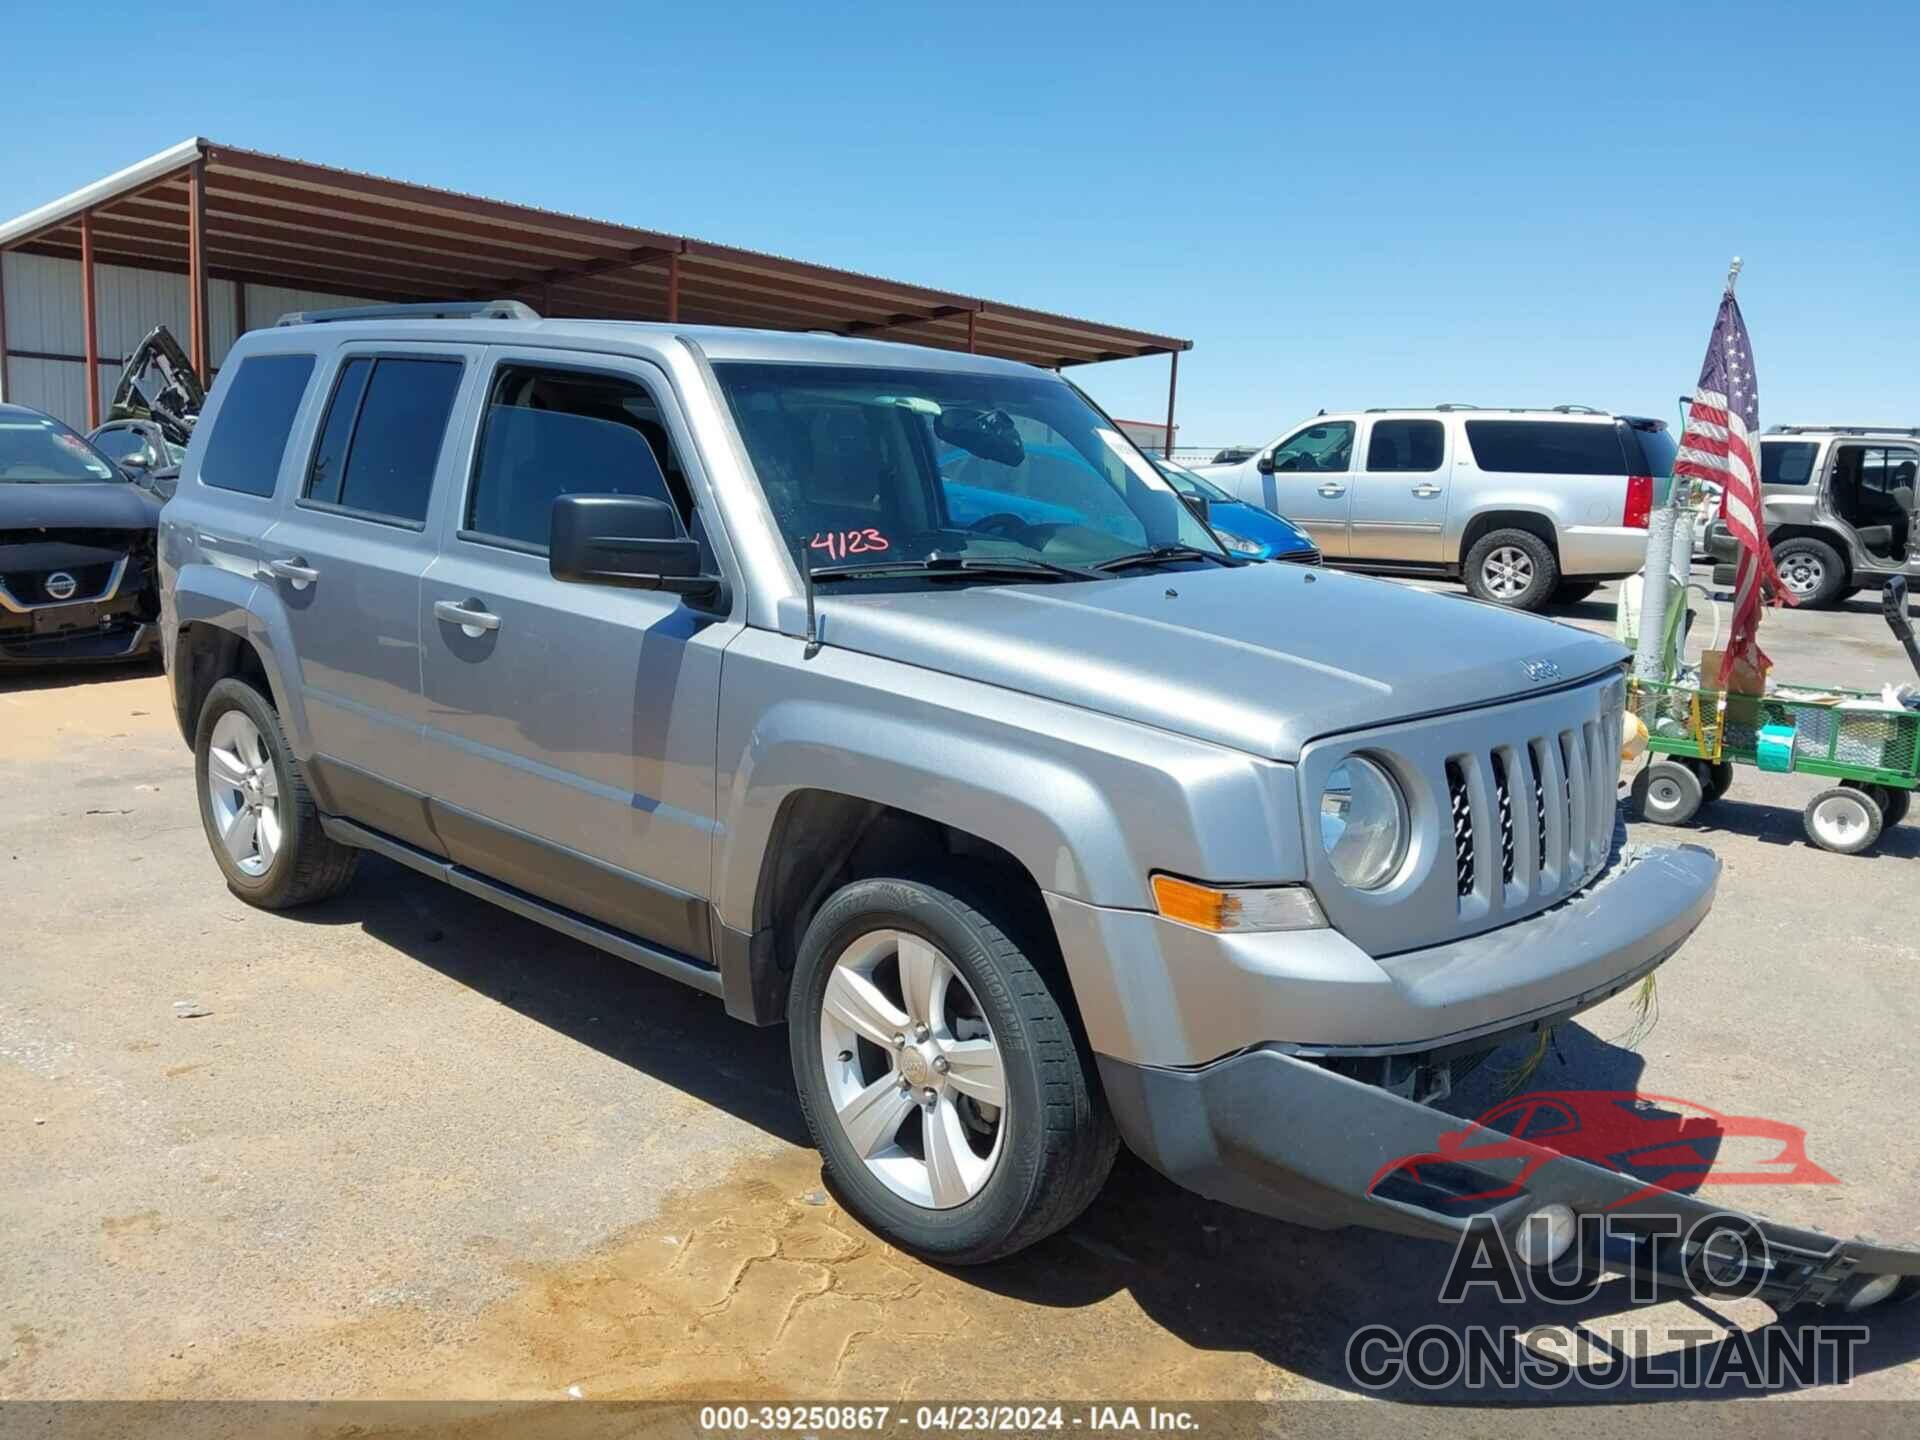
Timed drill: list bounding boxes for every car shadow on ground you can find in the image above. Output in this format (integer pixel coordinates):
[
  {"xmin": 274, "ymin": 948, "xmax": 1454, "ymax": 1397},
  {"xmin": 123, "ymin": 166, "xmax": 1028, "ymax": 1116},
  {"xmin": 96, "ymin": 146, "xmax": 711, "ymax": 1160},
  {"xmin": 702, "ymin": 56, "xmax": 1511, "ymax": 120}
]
[
  {"xmin": 0, "ymin": 655, "xmax": 162, "ymax": 696},
  {"xmin": 280, "ymin": 858, "xmax": 1911, "ymax": 1404}
]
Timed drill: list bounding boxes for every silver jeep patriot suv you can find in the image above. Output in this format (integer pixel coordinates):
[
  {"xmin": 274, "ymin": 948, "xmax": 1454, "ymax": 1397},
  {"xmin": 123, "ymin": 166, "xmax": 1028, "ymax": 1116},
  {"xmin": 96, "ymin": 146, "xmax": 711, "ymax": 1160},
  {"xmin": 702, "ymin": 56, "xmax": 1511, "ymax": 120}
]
[{"xmin": 158, "ymin": 303, "xmax": 1914, "ymax": 1307}]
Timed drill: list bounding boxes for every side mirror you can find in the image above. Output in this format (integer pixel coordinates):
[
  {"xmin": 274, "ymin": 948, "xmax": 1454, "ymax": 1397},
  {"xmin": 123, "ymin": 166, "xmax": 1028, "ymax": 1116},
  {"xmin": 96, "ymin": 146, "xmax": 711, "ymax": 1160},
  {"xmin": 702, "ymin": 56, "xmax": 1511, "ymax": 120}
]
[
  {"xmin": 549, "ymin": 494, "xmax": 721, "ymax": 601},
  {"xmin": 1180, "ymin": 492, "xmax": 1211, "ymax": 523},
  {"xmin": 119, "ymin": 449, "xmax": 152, "ymax": 473},
  {"xmin": 1256, "ymin": 453, "xmax": 1277, "ymax": 476}
]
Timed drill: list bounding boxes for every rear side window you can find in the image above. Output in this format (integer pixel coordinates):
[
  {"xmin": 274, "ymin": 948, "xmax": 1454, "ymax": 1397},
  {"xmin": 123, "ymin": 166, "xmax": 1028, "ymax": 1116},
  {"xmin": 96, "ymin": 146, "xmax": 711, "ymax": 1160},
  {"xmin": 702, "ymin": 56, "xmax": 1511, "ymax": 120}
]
[
  {"xmin": 1761, "ymin": 441, "xmax": 1818, "ymax": 486},
  {"xmin": 302, "ymin": 357, "xmax": 463, "ymax": 524},
  {"xmin": 1366, "ymin": 419, "xmax": 1444, "ymax": 472},
  {"xmin": 1464, "ymin": 420, "xmax": 1629, "ymax": 476},
  {"xmin": 199, "ymin": 354, "xmax": 315, "ymax": 497}
]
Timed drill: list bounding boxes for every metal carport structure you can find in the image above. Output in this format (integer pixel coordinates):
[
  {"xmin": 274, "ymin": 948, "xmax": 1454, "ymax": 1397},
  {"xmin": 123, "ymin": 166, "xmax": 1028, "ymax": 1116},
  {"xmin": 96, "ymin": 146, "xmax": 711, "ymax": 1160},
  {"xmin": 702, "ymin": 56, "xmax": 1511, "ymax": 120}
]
[{"xmin": 0, "ymin": 138, "xmax": 1188, "ymax": 437}]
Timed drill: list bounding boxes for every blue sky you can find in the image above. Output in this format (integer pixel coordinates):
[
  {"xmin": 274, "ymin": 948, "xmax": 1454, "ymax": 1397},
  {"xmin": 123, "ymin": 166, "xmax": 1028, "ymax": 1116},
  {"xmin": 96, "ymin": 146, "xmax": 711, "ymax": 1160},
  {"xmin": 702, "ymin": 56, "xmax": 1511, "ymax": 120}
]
[{"xmin": 4, "ymin": 1, "xmax": 1913, "ymax": 447}]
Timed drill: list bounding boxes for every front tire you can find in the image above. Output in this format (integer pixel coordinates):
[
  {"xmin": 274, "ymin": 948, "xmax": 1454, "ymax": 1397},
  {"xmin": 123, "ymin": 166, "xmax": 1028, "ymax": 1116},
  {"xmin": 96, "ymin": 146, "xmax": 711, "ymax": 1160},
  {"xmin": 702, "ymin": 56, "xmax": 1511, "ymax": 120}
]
[
  {"xmin": 194, "ymin": 677, "xmax": 359, "ymax": 908},
  {"xmin": 1465, "ymin": 529, "xmax": 1560, "ymax": 611},
  {"xmin": 789, "ymin": 873, "xmax": 1117, "ymax": 1264}
]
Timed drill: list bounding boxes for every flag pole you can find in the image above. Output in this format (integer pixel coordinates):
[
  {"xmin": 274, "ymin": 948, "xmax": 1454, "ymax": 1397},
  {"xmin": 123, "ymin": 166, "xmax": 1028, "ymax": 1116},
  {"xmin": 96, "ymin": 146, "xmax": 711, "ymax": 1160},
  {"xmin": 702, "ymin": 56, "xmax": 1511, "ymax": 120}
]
[{"xmin": 1632, "ymin": 256, "xmax": 1745, "ymax": 690}]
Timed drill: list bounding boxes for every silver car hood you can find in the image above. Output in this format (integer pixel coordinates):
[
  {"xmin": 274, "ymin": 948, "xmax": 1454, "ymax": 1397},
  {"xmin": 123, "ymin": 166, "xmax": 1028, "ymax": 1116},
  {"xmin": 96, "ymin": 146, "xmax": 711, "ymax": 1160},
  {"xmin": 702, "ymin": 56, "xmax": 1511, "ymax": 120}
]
[{"xmin": 814, "ymin": 564, "xmax": 1627, "ymax": 761}]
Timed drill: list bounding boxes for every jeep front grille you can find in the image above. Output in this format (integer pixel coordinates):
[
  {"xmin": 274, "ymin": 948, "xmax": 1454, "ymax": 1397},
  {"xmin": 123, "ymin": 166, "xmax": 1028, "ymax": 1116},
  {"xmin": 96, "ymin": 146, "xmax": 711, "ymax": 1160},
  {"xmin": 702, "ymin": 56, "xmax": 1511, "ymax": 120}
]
[
  {"xmin": 1445, "ymin": 760, "xmax": 1474, "ymax": 896},
  {"xmin": 1445, "ymin": 709, "xmax": 1621, "ymax": 914}
]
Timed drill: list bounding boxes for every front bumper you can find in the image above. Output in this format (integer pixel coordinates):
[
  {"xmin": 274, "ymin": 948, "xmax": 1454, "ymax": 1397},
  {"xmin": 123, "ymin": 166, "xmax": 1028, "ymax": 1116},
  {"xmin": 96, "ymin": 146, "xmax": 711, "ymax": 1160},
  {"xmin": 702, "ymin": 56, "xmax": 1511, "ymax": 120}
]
[
  {"xmin": 0, "ymin": 619, "xmax": 156, "ymax": 666},
  {"xmin": 1099, "ymin": 1046, "xmax": 1920, "ymax": 1310},
  {"xmin": 1047, "ymin": 842, "xmax": 1719, "ymax": 1070}
]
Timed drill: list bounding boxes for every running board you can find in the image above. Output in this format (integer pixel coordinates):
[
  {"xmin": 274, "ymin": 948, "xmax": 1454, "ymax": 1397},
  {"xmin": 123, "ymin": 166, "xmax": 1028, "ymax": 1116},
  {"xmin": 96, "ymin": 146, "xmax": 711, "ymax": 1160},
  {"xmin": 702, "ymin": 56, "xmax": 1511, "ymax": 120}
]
[{"xmin": 318, "ymin": 814, "xmax": 725, "ymax": 999}]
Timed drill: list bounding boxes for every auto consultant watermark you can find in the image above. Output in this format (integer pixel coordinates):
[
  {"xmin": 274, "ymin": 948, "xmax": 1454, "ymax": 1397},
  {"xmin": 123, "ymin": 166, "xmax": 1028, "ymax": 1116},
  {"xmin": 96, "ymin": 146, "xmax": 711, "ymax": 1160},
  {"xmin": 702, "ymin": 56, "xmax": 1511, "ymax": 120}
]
[{"xmin": 1343, "ymin": 1089, "xmax": 1891, "ymax": 1395}]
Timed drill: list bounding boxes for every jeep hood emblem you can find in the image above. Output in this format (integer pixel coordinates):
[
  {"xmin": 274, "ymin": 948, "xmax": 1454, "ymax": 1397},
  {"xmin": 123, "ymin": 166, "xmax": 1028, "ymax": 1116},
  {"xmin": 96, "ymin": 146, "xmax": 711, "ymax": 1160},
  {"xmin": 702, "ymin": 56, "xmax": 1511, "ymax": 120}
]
[{"xmin": 1522, "ymin": 657, "xmax": 1561, "ymax": 683}]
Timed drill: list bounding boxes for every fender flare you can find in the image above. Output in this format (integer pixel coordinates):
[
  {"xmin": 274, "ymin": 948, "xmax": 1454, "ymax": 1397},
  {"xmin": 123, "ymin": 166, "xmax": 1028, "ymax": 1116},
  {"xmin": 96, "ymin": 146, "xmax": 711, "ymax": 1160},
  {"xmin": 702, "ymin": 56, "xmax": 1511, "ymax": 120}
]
[
  {"xmin": 713, "ymin": 697, "xmax": 1146, "ymax": 933},
  {"xmin": 170, "ymin": 565, "xmax": 311, "ymax": 754}
]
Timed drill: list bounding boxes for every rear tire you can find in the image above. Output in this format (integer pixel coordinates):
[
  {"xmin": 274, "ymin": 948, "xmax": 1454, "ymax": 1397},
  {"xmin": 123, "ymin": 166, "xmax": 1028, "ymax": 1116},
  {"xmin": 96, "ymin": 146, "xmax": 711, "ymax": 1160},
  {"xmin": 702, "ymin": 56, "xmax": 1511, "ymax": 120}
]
[
  {"xmin": 1465, "ymin": 529, "xmax": 1560, "ymax": 611},
  {"xmin": 1843, "ymin": 779, "xmax": 1909, "ymax": 828},
  {"xmin": 789, "ymin": 872, "xmax": 1117, "ymax": 1264},
  {"xmin": 1701, "ymin": 760, "xmax": 1735, "ymax": 803},
  {"xmin": 194, "ymin": 677, "xmax": 359, "ymax": 909},
  {"xmin": 1771, "ymin": 537, "xmax": 1846, "ymax": 608},
  {"xmin": 1804, "ymin": 786, "xmax": 1883, "ymax": 854},
  {"xmin": 1630, "ymin": 760, "xmax": 1704, "ymax": 825}
]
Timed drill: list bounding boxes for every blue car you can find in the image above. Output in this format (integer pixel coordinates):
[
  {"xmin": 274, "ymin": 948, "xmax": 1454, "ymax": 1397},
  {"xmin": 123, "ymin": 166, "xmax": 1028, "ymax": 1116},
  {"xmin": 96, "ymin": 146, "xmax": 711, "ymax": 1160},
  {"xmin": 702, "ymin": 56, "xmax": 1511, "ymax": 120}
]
[{"xmin": 1154, "ymin": 460, "xmax": 1320, "ymax": 563}]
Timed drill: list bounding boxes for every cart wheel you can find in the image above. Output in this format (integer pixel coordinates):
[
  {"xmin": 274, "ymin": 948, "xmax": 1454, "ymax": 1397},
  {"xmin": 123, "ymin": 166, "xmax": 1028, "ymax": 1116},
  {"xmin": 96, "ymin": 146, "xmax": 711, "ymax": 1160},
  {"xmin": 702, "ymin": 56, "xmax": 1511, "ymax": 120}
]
[
  {"xmin": 1697, "ymin": 760, "xmax": 1743, "ymax": 806},
  {"xmin": 1805, "ymin": 786, "xmax": 1884, "ymax": 854},
  {"xmin": 1631, "ymin": 761, "xmax": 1705, "ymax": 825},
  {"xmin": 1843, "ymin": 779, "xmax": 1910, "ymax": 828}
]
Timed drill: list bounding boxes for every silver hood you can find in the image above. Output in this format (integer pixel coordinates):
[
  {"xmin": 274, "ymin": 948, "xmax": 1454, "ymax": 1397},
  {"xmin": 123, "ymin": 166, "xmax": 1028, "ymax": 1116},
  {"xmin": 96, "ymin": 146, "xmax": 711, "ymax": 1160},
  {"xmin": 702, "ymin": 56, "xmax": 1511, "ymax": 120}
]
[{"xmin": 814, "ymin": 564, "xmax": 1627, "ymax": 762}]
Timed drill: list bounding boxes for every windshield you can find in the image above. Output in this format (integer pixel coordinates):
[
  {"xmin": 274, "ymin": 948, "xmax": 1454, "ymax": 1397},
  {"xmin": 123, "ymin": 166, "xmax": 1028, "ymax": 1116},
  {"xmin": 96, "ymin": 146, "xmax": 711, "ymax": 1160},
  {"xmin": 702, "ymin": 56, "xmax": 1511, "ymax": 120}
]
[
  {"xmin": 1154, "ymin": 459, "xmax": 1235, "ymax": 504},
  {"xmin": 712, "ymin": 362, "xmax": 1226, "ymax": 576},
  {"xmin": 0, "ymin": 412, "xmax": 120, "ymax": 484}
]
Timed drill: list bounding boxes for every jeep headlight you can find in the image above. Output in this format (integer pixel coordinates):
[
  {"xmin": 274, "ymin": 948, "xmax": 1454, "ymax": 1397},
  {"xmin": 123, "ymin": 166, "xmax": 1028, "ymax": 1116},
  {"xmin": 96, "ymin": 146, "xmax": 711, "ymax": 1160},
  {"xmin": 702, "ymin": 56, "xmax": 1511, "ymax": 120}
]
[{"xmin": 1319, "ymin": 755, "xmax": 1409, "ymax": 890}]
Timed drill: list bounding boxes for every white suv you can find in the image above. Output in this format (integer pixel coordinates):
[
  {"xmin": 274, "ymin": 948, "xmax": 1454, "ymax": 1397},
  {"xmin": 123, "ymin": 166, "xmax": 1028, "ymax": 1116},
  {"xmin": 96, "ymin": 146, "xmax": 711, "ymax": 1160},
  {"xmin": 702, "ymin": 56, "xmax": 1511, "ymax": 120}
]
[{"xmin": 1191, "ymin": 406, "xmax": 1674, "ymax": 610}]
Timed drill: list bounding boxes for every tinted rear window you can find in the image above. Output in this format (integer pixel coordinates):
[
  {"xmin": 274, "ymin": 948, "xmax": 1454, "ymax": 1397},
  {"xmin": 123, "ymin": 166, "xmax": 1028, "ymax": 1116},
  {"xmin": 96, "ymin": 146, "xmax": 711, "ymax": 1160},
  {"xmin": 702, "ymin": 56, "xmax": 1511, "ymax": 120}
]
[
  {"xmin": 199, "ymin": 354, "xmax": 315, "ymax": 497},
  {"xmin": 302, "ymin": 357, "xmax": 463, "ymax": 524},
  {"xmin": 1762, "ymin": 441, "xmax": 1819, "ymax": 486},
  {"xmin": 1464, "ymin": 420, "xmax": 1629, "ymax": 475},
  {"xmin": 1624, "ymin": 424, "xmax": 1676, "ymax": 478}
]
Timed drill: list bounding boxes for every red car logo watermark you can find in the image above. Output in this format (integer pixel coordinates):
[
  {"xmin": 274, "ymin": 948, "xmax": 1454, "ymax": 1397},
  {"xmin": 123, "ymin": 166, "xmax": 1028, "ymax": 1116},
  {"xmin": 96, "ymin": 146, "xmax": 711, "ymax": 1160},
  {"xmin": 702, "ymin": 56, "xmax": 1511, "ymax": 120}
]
[{"xmin": 1369, "ymin": 1090, "xmax": 1837, "ymax": 1209}]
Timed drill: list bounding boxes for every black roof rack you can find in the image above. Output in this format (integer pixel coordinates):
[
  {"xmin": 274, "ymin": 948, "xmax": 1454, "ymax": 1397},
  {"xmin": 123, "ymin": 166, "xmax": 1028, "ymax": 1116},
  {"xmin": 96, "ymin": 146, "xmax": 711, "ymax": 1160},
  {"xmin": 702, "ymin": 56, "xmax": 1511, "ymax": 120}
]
[
  {"xmin": 275, "ymin": 299, "xmax": 541, "ymax": 327},
  {"xmin": 1767, "ymin": 424, "xmax": 1920, "ymax": 438}
]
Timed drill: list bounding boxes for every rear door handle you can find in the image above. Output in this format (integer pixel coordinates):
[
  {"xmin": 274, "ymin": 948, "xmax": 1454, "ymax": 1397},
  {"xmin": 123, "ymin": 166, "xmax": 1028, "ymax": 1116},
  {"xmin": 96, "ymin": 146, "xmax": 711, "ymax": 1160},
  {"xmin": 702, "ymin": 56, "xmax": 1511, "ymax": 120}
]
[
  {"xmin": 1317, "ymin": 483, "xmax": 1347, "ymax": 498},
  {"xmin": 266, "ymin": 557, "xmax": 319, "ymax": 589},
  {"xmin": 1411, "ymin": 483, "xmax": 1443, "ymax": 498},
  {"xmin": 435, "ymin": 599, "xmax": 502, "ymax": 637}
]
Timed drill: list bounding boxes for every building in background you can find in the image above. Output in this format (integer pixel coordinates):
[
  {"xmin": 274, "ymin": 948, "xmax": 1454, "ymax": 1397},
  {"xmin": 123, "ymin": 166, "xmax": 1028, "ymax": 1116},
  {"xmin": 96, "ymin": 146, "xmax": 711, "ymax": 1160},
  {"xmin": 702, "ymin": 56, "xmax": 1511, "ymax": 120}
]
[{"xmin": 0, "ymin": 139, "xmax": 1189, "ymax": 433}]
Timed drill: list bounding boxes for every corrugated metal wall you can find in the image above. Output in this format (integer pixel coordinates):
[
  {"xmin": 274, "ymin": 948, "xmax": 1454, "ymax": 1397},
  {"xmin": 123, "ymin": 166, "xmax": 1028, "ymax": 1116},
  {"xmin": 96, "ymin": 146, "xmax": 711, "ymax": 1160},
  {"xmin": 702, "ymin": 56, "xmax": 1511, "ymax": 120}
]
[{"xmin": 0, "ymin": 252, "xmax": 370, "ymax": 427}]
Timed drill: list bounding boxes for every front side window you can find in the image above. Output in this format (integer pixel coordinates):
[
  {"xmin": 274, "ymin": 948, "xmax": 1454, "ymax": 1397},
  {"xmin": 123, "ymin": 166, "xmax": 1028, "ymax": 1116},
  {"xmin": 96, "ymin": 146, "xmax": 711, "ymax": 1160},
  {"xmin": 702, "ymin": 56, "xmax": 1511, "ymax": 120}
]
[
  {"xmin": 1761, "ymin": 440, "xmax": 1818, "ymax": 486},
  {"xmin": 464, "ymin": 365, "xmax": 688, "ymax": 550},
  {"xmin": 302, "ymin": 356, "xmax": 462, "ymax": 524},
  {"xmin": 200, "ymin": 353, "xmax": 315, "ymax": 497},
  {"xmin": 1270, "ymin": 421, "xmax": 1354, "ymax": 474},
  {"xmin": 1366, "ymin": 419, "xmax": 1444, "ymax": 472},
  {"xmin": 1464, "ymin": 420, "xmax": 1629, "ymax": 476},
  {"xmin": 711, "ymin": 362, "xmax": 1223, "ymax": 576}
]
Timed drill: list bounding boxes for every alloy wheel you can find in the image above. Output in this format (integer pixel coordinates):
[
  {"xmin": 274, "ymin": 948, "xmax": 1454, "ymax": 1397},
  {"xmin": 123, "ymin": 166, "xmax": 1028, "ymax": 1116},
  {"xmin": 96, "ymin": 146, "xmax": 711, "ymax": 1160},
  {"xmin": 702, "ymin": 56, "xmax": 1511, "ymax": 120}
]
[
  {"xmin": 206, "ymin": 710, "xmax": 281, "ymax": 877},
  {"xmin": 817, "ymin": 928, "xmax": 1007, "ymax": 1209},
  {"xmin": 1483, "ymin": 545, "xmax": 1535, "ymax": 600}
]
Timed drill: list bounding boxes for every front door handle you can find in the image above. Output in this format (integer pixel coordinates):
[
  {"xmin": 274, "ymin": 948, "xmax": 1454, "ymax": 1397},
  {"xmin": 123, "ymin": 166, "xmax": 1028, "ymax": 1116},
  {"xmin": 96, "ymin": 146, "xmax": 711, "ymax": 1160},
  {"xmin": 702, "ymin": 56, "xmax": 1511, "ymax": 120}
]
[
  {"xmin": 435, "ymin": 599, "xmax": 502, "ymax": 638},
  {"xmin": 1411, "ymin": 483, "xmax": 1443, "ymax": 498},
  {"xmin": 266, "ymin": 557, "xmax": 319, "ymax": 590},
  {"xmin": 1317, "ymin": 483, "xmax": 1347, "ymax": 498}
]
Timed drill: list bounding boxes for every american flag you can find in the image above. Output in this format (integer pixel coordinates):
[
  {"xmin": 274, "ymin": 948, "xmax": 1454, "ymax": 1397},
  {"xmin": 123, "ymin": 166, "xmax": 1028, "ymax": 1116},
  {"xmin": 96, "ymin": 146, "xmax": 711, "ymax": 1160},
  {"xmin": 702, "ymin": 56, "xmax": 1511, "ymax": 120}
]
[{"xmin": 1673, "ymin": 282, "xmax": 1788, "ymax": 676}]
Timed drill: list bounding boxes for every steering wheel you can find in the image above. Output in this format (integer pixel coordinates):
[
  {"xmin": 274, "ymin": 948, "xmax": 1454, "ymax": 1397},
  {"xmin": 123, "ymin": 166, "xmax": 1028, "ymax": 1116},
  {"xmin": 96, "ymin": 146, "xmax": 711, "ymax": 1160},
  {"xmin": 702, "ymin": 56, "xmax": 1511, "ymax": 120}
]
[{"xmin": 968, "ymin": 512, "xmax": 1036, "ymax": 541}]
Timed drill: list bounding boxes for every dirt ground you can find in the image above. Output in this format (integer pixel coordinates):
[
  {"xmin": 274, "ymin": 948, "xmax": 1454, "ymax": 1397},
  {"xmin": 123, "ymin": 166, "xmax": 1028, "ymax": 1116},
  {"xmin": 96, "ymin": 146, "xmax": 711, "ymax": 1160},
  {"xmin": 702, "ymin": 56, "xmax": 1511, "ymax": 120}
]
[{"xmin": 3, "ymin": 567, "xmax": 1918, "ymax": 1419}]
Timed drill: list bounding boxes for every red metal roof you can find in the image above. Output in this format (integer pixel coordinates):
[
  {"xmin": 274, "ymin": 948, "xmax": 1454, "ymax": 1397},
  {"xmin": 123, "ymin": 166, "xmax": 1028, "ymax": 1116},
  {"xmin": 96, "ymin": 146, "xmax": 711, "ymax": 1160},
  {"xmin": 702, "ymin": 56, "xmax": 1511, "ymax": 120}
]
[{"xmin": 2, "ymin": 140, "xmax": 1190, "ymax": 370}]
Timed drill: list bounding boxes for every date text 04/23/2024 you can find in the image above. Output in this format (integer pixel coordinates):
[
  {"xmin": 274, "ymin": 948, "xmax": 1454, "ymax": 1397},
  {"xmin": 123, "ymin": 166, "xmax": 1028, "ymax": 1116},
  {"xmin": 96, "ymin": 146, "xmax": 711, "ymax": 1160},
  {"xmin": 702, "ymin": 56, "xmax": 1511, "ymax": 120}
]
[{"xmin": 698, "ymin": 1405, "xmax": 1201, "ymax": 1433}]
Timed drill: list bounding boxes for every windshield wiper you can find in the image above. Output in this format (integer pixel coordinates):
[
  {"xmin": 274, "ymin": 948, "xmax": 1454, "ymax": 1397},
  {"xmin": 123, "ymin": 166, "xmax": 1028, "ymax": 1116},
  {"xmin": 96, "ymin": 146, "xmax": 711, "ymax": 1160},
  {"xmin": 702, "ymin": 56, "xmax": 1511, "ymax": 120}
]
[
  {"xmin": 811, "ymin": 555, "xmax": 1104, "ymax": 584},
  {"xmin": 1092, "ymin": 544, "xmax": 1235, "ymax": 573}
]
